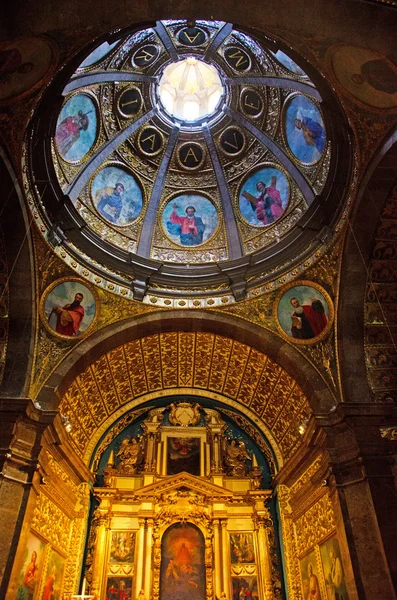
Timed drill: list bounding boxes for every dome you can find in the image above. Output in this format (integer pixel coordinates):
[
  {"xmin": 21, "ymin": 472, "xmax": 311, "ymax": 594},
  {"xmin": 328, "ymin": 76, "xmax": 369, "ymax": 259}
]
[{"xmin": 27, "ymin": 20, "xmax": 351, "ymax": 303}]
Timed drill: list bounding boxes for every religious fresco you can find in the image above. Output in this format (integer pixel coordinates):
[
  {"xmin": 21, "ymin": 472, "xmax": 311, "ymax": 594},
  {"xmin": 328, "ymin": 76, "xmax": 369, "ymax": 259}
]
[
  {"xmin": 270, "ymin": 50, "xmax": 306, "ymax": 76},
  {"xmin": 40, "ymin": 550, "xmax": 65, "ymax": 600},
  {"xmin": 329, "ymin": 45, "xmax": 397, "ymax": 110},
  {"xmin": 106, "ymin": 577, "xmax": 133, "ymax": 600},
  {"xmin": 160, "ymin": 523, "xmax": 205, "ymax": 600},
  {"xmin": 231, "ymin": 576, "xmax": 259, "ymax": 600},
  {"xmin": 167, "ymin": 437, "xmax": 201, "ymax": 475},
  {"xmin": 230, "ymin": 534, "xmax": 256, "ymax": 564},
  {"xmin": 41, "ymin": 278, "xmax": 97, "ymax": 339},
  {"xmin": 299, "ymin": 550, "xmax": 323, "ymax": 600},
  {"xmin": 15, "ymin": 533, "xmax": 45, "ymax": 600},
  {"xmin": 110, "ymin": 532, "xmax": 136, "ymax": 563},
  {"xmin": 284, "ymin": 95, "xmax": 326, "ymax": 164},
  {"xmin": 275, "ymin": 281, "xmax": 332, "ymax": 344},
  {"xmin": 78, "ymin": 40, "xmax": 119, "ymax": 69},
  {"xmin": 91, "ymin": 166, "xmax": 144, "ymax": 226},
  {"xmin": 238, "ymin": 167, "xmax": 289, "ymax": 227},
  {"xmin": 55, "ymin": 94, "xmax": 97, "ymax": 162},
  {"xmin": 163, "ymin": 195, "xmax": 218, "ymax": 246},
  {"xmin": 320, "ymin": 536, "xmax": 349, "ymax": 600},
  {"xmin": 0, "ymin": 37, "xmax": 57, "ymax": 102}
]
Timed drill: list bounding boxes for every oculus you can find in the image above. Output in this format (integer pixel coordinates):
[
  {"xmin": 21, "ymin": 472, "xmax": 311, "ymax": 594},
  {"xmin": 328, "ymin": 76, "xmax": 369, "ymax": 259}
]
[{"xmin": 158, "ymin": 56, "xmax": 223, "ymax": 121}]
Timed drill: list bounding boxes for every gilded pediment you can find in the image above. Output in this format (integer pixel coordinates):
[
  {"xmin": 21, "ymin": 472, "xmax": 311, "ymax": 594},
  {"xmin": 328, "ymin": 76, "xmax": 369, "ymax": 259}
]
[{"xmin": 131, "ymin": 472, "xmax": 235, "ymax": 501}]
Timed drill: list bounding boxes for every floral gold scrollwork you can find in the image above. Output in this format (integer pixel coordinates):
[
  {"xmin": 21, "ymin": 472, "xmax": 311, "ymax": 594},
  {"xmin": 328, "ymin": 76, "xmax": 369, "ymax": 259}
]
[
  {"xmin": 62, "ymin": 483, "xmax": 91, "ymax": 594},
  {"xmin": 44, "ymin": 450, "xmax": 79, "ymax": 497},
  {"xmin": 290, "ymin": 456, "xmax": 323, "ymax": 497},
  {"xmin": 31, "ymin": 491, "xmax": 72, "ymax": 554},
  {"xmin": 277, "ymin": 485, "xmax": 303, "ymax": 600},
  {"xmin": 294, "ymin": 493, "xmax": 335, "ymax": 557}
]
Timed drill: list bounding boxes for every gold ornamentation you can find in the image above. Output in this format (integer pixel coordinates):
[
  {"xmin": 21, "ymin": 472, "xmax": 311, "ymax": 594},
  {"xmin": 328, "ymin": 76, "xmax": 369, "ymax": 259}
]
[
  {"xmin": 294, "ymin": 493, "xmax": 335, "ymax": 556},
  {"xmin": 306, "ymin": 335, "xmax": 337, "ymax": 388},
  {"xmin": 290, "ymin": 456, "xmax": 324, "ymax": 496},
  {"xmin": 168, "ymin": 402, "xmax": 201, "ymax": 426},
  {"xmin": 62, "ymin": 484, "xmax": 91, "ymax": 594},
  {"xmin": 380, "ymin": 426, "xmax": 397, "ymax": 440},
  {"xmin": 31, "ymin": 491, "xmax": 72, "ymax": 554},
  {"xmin": 277, "ymin": 485, "xmax": 303, "ymax": 600}
]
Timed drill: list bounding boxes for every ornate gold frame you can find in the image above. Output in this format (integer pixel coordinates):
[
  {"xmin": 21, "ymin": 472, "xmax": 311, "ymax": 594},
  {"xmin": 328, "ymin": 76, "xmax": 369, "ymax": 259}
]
[
  {"xmin": 273, "ymin": 279, "xmax": 334, "ymax": 345},
  {"xmin": 39, "ymin": 276, "xmax": 100, "ymax": 341}
]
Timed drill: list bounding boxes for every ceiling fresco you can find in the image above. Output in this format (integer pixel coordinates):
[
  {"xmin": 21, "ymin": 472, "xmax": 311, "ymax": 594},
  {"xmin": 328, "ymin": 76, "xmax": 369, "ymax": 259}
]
[
  {"xmin": 58, "ymin": 332, "xmax": 311, "ymax": 466},
  {"xmin": 26, "ymin": 20, "xmax": 351, "ymax": 302}
]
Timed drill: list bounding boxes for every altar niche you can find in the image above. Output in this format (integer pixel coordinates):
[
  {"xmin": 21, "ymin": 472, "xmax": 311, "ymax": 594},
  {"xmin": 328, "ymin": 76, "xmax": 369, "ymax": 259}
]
[{"xmin": 160, "ymin": 523, "xmax": 205, "ymax": 600}]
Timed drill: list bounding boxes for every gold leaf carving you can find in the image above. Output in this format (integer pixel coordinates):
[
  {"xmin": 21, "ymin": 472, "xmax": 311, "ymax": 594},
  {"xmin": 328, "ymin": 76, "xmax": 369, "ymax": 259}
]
[
  {"xmin": 31, "ymin": 492, "xmax": 72, "ymax": 554},
  {"xmin": 294, "ymin": 493, "xmax": 335, "ymax": 556}
]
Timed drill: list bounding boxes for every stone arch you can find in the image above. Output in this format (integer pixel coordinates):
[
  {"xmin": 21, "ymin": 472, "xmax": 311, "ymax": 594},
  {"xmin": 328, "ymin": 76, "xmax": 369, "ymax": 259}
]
[{"xmin": 338, "ymin": 128, "xmax": 397, "ymax": 403}]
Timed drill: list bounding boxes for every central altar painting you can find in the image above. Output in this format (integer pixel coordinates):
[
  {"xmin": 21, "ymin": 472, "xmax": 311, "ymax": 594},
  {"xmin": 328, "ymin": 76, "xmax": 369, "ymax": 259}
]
[{"xmin": 160, "ymin": 523, "xmax": 205, "ymax": 600}]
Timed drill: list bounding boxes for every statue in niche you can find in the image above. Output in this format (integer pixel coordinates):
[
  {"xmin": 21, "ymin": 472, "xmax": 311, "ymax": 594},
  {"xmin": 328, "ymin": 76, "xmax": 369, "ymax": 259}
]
[
  {"xmin": 116, "ymin": 436, "xmax": 144, "ymax": 474},
  {"xmin": 222, "ymin": 438, "xmax": 251, "ymax": 476}
]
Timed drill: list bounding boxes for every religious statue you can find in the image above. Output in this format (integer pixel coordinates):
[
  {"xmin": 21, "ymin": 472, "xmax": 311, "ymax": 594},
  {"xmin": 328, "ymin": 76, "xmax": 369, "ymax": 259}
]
[
  {"xmin": 116, "ymin": 436, "xmax": 144, "ymax": 474},
  {"xmin": 222, "ymin": 438, "xmax": 251, "ymax": 476}
]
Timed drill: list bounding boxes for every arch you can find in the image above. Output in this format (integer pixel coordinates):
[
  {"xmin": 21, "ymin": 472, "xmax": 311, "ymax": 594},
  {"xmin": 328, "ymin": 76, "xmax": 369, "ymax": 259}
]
[
  {"xmin": 338, "ymin": 128, "xmax": 397, "ymax": 403},
  {"xmin": 38, "ymin": 310, "xmax": 336, "ymax": 414}
]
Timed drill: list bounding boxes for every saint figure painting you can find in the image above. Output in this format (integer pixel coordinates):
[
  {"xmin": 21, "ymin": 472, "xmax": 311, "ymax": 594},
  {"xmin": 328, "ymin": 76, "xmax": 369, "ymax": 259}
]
[
  {"xmin": 160, "ymin": 523, "xmax": 205, "ymax": 600},
  {"xmin": 162, "ymin": 195, "xmax": 218, "ymax": 247},
  {"xmin": 92, "ymin": 166, "xmax": 143, "ymax": 226},
  {"xmin": 239, "ymin": 167, "xmax": 289, "ymax": 227},
  {"xmin": 15, "ymin": 533, "xmax": 45, "ymax": 600},
  {"xmin": 276, "ymin": 282, "xmax": 332, "ymax": 343},
  {"xmin": 42, "ymin": 279, "xmax": 97, "ymax": 338},
  {"xmin": 55, "ymin": 94, "xmax": 97, "ymax": 162},
  {"xmin": 285, "ymin": 95, "xmax": 326, "ymax": 164}
]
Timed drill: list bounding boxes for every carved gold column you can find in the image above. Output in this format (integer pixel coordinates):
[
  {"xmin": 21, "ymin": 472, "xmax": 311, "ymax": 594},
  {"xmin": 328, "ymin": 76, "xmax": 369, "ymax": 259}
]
[
  {"xmin": 90, "ymin": 511, "xmax": 110, "ymax": 597},
  {"xmin": 213, "ymin": 519, "xmax": 222, "ymax": 597},
  {"xmin": 255, "ymin": 515, "xmax": 274, "ymax": 600},
  {"xmin": 277, "ymin": 485, "xmax": 302, "ymax": 600},
  {"xmin": 221, "ymin": 519, "xmax": 230, "ymax": 595},
  {"xmin": 135, "ymin": 518, "xmax": 146, "ymax": 596},
  {"xmin": 144, "ymin": 518, "xmax": 154, "ymax": 598}
]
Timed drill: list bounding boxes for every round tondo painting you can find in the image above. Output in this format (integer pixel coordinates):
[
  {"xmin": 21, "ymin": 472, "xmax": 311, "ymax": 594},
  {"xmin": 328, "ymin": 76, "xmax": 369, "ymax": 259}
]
[
  {"xmin": 276, "ymin": 282, "xmax": 332, "ymax": 343},
  {"xmin": 42, "ymin": 279, "xmax": 97, "ymax": 338},
  {"xmin": 239, "ymin": 167, "xmax": 289, "ymax": 227},
  {"xmin": 162, "ymin": 195, "xmax": 218, "ymax": 247}
]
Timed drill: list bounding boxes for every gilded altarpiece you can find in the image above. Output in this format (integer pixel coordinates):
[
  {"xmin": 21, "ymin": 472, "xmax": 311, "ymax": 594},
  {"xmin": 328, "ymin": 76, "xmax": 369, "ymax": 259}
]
[{"xmin": 86, "ymin": 403, "xmax": 280, "ymax": 600}]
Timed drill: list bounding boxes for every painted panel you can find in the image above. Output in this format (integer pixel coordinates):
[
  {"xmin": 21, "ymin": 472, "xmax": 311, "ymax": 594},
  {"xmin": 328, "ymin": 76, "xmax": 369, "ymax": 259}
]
[
  {"xmin": 15, "ymin": 533, "xmax": 45, "ymax": 600},
  {"xmin": 285, "ymin": 95, "xmax": 325, "ymax": 164},
  {"xmin": 167, "ymin": 437, "xmax": 200, "ymax": 475},
  {"xmin": 162, "ymin": 195, "xmax": 218, "ymax": 246},
  {"xmin": 238, "ymin": 167, "xmax": 289, "ymax": 227},
  {"xmin": 40, "ymin": 550, "xmax": 65, "ymax": 600},
  {"xmin": 55, "ymin": 94, "xmax": 97, "ymax": 162},
  {"xmin": 230, "ymin": 534, "xmax": 256, "ymax": 564},
  {"xmin": 92, "ymin": 166, "xmax": 143, "ymax": 226},
  {"xmin": 319, "ymin": 536, "xmax": 349, "ymax": 600},
  {"xmin": 110, "ymin": 532, "xmax": 136, "ymax": 563}
]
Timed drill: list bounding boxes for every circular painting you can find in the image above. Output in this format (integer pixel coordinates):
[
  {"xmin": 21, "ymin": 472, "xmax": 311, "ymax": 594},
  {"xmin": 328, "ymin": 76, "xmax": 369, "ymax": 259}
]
[
  {"xmin": 79, "ymin": 41, "xmax": 119, "ymax": 69},
  {"xmin": 92, "ymin": 166, "xmax": 143, "ymax": 226},
  {"xmin": 0, "ymin": 37, "xmax": 57, "ymax": 102},
  {"xmin": 285, "ymin": 95, "xmax": 326, "ymax": 164},
  {"xmin": 271, "ymin": 50, "xmax": 306, "ymax": 77},
  {"xmin": 41, "ymin": 278, "xmax": 98, "ymax": 339},
  {"xmin": 275, "ymin": 281, "xmax": 333, "ymax": 344},
  {"xmin": 162, "ymin": 195, "xmax": 218, "ymax": 246},
  {"xmin": 329, "ymin": 45, "xmax": 397, "ymax": 110},
  {"xmin": 239, "ymin": 167, "xmax": 289, "ymax": 227},
  {"xmin": 55, "ymin": 94, "xmax": 97, "ymax": 162}
]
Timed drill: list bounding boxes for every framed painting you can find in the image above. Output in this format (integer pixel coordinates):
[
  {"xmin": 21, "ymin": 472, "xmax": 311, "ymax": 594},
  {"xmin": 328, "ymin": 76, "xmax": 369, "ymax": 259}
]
[
  {"xmin": 109, "ymin": 532, "xmax": 136, "ymax": 563},
  {"xmin": 40, "ymin": 277, "xmax": 98, "ymax": 340},
  {"xmin": 40, "ymin": 549, "xmax": 65, "ymax": 600},
  {"xmin": 105, "ymin": 577, "xmax": 133, "ymax": 600},
  {"xmin": 328, "ymin": 44, "xmax": 397, "ymax": 111},
  {"xmin": 55, "ymin": 93, "xmax": 98, "ymax": 163},
  {"xmin": 0, "ymin": 36, "xmax": 58, "ymax": 102},
  {"xmin": 274, "ymin": 280, "xmax": 334, "ymax": 345},
  {"xmin": 299, "ymin": 549, "xmax": 323, "ymax": 600},
  {"xmin": 284, "ymin": 94, "xmax": 326, "ymax": 164},
  {"xmin": 91, "ymin": 165, "xmax": 144, "ymax": 226},
  {"xmin": 238, "ymin": 166, "xmax": 289, "ymax": 227},
  {"xmin": 230, "ymin": 534, "xmax": 256, "ymax": 564},
  {"xmin": 160, "ymin": 523, "xmax": 205, "ymax": 600},
  {"xmin": 162, "ymin": 194, "xmax": 219, "ymax": 247},
  {"xmin": 167, "ymin": 437, "xmax": 201, "ymax": 476},
  {"xmin": 319, "ymin": 535, "xmax": 349, "ymax": 600},
  {"xmin": 231, "ymin": 576, "xmax": 259, "ymax": 600},
  {"xmin": 15, "ymin": 532, "xmax": 45, "ymax": 600}
]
